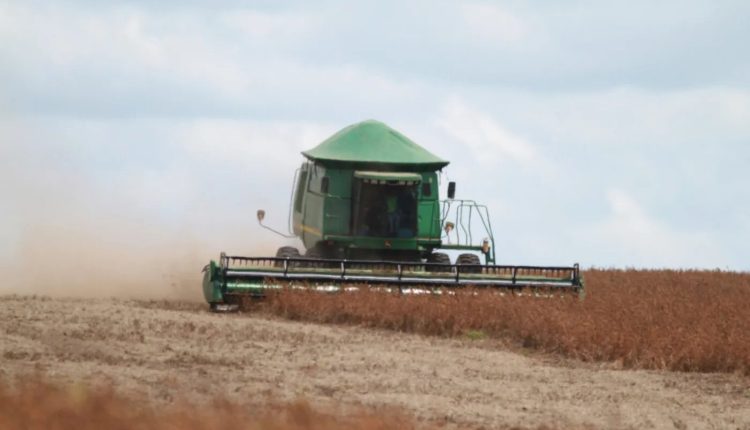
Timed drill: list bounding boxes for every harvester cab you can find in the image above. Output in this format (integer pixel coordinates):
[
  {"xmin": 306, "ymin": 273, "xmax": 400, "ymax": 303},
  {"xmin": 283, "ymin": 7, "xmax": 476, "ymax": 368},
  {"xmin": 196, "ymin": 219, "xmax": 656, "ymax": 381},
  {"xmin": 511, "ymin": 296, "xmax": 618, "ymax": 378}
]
[{"xmin": 203, "ymin": 120, "xmax": 583, "ymax": 310}]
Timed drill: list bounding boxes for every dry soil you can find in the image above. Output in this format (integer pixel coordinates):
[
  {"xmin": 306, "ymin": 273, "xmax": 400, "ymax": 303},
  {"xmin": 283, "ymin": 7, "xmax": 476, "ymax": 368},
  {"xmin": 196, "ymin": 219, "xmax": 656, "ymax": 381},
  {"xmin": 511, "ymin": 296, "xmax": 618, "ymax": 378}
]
[{"xmin": 1, "ymin": 295, "xmax": 749, "ymax": 429}]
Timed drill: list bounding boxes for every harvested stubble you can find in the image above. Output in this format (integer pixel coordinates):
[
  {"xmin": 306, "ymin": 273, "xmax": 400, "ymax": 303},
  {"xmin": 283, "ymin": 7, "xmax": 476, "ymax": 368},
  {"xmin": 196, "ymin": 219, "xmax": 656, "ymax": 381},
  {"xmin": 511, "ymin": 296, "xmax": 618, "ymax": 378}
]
[
  {"xmin": 0, "ymin": 379, "xmax": 419, "ymax": 430},
  {"xmin": 264, "ymin": 269, "xmax": 750, "ymax": 374}
]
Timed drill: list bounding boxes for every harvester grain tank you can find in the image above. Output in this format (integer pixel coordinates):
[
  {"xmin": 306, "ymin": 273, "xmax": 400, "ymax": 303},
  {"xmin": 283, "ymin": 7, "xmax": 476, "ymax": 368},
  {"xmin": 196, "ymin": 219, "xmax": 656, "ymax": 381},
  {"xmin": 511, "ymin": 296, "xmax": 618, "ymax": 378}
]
[{"xmin": 203, "ymin": 120, "xmax": 583, "ymax": 310}]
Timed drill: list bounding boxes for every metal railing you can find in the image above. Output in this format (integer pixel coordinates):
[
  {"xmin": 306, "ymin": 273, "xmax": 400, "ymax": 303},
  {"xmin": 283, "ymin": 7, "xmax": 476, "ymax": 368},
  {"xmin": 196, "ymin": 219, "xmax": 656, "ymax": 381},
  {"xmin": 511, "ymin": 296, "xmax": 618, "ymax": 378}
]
[
  {"xmin": 439, "ymin": 199, "xmax": 496, "ymax": 263},
  {"xmin": 218, "ymin": 253, "xmax": 582, "ymax": 290}
]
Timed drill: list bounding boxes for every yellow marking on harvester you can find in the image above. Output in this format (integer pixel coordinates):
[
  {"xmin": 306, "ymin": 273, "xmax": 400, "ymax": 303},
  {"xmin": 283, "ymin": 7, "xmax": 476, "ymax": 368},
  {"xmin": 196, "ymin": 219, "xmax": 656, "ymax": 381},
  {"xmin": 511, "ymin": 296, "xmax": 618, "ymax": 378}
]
[{"xmin": 295, "ymin": 223, "xmax": 323, "ymax": 237}]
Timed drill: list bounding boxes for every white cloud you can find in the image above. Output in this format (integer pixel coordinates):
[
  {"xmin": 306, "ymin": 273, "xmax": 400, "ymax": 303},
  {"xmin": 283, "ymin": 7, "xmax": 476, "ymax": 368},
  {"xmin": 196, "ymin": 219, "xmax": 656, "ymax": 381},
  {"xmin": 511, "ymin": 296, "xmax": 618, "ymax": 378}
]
[
  {"xmin": 517, "ymin": 86, "xmax": 750, "ymax": 147},
  {"xmin": 179, "ymin": 119, "xmax": 333, "ymax": 171},
  {"xmin": 459, "ymin": 2, "xmax": 527, "ymax": 45},
  {"xmin": 219, "ymin": 8, "xmax": 319, "ymax": 40},
  {"xmin": 435, "ymin": 99, "xmax": 538, "ymax": 166},
  {"xmin": 584, "ymin": 189, "xmax": 725, "ymax": 268},
  {"xmin": 0, "ymin": 3, "xmax": 252, "ymax": 99},
  {"xmin": 0, "ymin": 1, "xmax": 431, "ymax": 119}
]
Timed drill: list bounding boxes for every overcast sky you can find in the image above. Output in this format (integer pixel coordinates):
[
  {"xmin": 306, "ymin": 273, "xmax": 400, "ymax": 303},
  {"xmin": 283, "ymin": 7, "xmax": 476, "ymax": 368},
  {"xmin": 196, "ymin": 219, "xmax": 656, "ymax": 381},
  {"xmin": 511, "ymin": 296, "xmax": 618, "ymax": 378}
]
[{"xmin": 1, "ymin": 0, "xmax": 749, "ymax": 274}]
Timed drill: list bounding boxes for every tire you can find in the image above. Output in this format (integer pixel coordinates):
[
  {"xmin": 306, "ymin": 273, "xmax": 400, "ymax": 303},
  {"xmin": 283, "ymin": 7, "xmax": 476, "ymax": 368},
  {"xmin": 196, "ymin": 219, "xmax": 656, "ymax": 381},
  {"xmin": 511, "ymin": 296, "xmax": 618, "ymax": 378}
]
[
  {"xmin": 426, "ymin": 252, "xmax": 451, "ymax": 273},
  {"xmin": 303, "ymin": 246, "xmax": 320, "ymax": 268},
  {"xmin": 304, "ymin": 246, "xmax": 321, "ymax": 258},
  {"xmin": 305, "ymin": 244, "xmax": 335, "ymax": 268},
  {"xmin": 275, "ymin": 246, "xmax": 301, "ymax": 267},
  {"xmin": 457, "ymin": 253, "xmax": 482, "ymax": 274}
]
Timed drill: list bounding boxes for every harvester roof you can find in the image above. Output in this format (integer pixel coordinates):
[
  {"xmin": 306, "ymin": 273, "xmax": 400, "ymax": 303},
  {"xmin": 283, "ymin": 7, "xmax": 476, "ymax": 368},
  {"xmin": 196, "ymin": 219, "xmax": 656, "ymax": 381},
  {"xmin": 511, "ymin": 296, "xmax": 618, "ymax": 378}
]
[{"xmin": 302, "ymin": 120, "xmax": 449, "ymax": 169}]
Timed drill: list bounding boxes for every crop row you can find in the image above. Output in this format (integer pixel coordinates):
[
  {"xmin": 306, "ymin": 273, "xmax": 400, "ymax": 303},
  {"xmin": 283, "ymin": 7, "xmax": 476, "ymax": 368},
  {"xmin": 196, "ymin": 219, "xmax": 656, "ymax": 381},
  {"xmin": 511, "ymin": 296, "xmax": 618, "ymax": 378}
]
[{"xmin": 263, "ymin": 269, "xmax": 750, "ymax": 374}]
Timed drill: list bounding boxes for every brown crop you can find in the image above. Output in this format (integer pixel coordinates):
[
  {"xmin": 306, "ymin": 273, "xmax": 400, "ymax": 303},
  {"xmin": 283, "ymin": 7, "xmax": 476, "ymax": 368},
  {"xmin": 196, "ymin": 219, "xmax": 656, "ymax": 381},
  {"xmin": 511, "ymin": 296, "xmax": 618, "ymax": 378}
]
[
  {"xmin": 0, "ymin": 379, "xmax": 421, "ymax": 430},
  {"xmin": 261, "ymin": 269, "xmax": 750, "ymax": 374}
]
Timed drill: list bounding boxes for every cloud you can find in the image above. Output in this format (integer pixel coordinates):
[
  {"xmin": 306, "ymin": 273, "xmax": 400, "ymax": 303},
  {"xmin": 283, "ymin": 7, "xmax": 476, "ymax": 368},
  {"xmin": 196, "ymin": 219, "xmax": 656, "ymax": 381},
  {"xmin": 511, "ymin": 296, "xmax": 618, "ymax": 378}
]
[
  {"xmin": 459, "ymin": 2, "xmax": 527, "ymax": 45},
  {"xmin": 179, "ymin": 119, "xmax": 333, "ymax": 172},
  {"xmin": 583, "ymin": 189, "xmax": 725, "ymax": 268},
  {"xmin": 435, "ymin": 99, "xmax": 538, "ymax": 166},
  {"xmin": 0, "ymin": 1, "xmax": 433, "ymax": 120},
  {"xmin": 218, "ymin": 8, "xmax": 320, "ymax": 40}
]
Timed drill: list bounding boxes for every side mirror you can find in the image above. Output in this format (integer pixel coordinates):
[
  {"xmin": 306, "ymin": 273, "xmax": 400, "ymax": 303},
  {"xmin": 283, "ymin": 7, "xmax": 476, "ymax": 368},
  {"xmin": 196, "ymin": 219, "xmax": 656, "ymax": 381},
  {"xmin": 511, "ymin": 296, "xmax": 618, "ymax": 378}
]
[
  {"xmin": 447, "ymin": 182, "xmax": 456, "ymax": 199},
  {"xmin": 255, "ymin": 208, "xmax": 296, "ymax": 239}
]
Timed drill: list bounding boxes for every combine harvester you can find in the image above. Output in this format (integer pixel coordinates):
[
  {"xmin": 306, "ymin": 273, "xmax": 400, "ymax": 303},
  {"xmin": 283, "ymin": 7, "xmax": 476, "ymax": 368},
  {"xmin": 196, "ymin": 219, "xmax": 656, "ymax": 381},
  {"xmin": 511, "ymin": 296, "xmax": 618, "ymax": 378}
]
[{"xmin": 203, "ymin": 120, "xmax": 583, "ymax": 310}]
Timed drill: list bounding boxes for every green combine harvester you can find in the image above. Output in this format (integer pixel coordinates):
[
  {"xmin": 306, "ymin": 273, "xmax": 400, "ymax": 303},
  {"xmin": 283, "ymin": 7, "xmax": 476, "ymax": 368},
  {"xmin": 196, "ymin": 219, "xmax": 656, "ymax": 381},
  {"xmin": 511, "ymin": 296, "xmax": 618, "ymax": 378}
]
[{"xmin": 203, "ymin": 120, "xmax": 583, "ymax": 310}]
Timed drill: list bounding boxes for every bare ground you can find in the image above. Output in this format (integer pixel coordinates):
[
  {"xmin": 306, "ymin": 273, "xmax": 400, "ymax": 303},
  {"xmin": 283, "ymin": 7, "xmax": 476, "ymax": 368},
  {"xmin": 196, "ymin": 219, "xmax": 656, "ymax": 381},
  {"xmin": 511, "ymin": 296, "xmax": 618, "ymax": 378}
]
[{"xmin": 0, "ymin": 295, "xmax": 748, "ymax": 429}]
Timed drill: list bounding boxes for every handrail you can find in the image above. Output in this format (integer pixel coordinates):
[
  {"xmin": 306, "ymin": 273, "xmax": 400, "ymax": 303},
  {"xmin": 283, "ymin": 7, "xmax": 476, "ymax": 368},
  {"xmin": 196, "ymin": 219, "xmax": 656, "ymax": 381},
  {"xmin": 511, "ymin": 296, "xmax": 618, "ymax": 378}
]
[
  {"xmin": 439, "ymin": 199, "xmax": 496, "ymax": 262},
  {"xmin": 221, "ymin": 254, "xmax": 579, "ymax": 272},
  {"xmin": 287, "ymin": 168, "xmax": 300, "ymax": 236}
]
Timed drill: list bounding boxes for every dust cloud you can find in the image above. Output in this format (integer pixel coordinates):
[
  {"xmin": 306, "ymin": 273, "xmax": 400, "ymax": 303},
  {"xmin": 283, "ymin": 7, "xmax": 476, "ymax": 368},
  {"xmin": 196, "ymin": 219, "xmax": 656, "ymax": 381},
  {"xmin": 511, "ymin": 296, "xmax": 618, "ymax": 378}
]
[
  {"xmin": 6, "ymin": 224, "xmax": 207, "ymax": 301},
  {"xmin": 3, "ymin": 204, "xmax": 280, "ymax": 301},
  {"xmin": 0, "ymin": 138, "xmax": 286, "ymax": 300}
]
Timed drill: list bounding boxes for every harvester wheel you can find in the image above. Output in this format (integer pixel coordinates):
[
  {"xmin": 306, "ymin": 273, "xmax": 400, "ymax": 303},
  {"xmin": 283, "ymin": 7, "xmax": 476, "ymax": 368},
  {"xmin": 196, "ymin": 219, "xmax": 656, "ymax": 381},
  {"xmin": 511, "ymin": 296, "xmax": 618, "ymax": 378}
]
[
  {"xmin": 275, "ymin": 246, "xmax": 301, "ymax": 267},
  {"xmin": 305, "ymin": 246, "xmax": 335, "ymax": 269},
  {"xmin": 426, "ymin": 252, "xmax": 451, "ymax": 272},
  {"xmin": 457, "ymin": 253, "xmax": 482, "ymax": 274},
  {"xmin": 303, "ymin": 247, "xmax": 321, "ymax": 268}
]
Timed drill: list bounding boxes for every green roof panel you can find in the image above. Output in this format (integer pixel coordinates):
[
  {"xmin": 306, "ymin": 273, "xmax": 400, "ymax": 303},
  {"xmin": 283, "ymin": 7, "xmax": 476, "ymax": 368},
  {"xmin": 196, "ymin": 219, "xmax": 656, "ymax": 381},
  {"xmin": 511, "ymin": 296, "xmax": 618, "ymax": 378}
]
[{"xmin": 302, "ymin": 120, "xmax": 449, "ymax": 169}]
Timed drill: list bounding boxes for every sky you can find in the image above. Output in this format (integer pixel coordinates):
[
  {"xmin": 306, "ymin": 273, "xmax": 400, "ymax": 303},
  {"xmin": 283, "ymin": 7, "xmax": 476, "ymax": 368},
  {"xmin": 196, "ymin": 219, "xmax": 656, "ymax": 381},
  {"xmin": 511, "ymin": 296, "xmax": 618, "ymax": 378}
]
[{"xmin": 1, "ymin": 0, "xmax": 749, "ymax": 290}]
